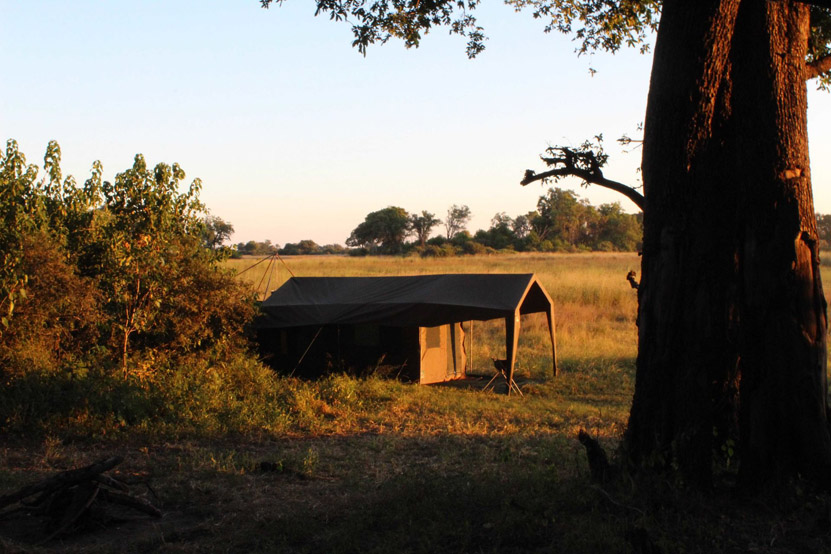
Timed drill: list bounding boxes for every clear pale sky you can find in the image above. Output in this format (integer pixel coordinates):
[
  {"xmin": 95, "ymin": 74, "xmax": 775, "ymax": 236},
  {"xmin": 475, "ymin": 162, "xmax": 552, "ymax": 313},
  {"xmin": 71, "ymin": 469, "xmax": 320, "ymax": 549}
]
[{"xmin": 3, "ymin": 1, "xmax": 830, "ymax": 246}]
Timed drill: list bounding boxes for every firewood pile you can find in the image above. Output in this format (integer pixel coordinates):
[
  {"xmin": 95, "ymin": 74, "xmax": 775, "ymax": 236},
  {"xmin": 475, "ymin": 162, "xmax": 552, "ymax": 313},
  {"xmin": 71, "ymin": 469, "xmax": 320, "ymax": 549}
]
[{"xmin": 0, "ymin": 456, "xmax": 161, "ymax": 544}]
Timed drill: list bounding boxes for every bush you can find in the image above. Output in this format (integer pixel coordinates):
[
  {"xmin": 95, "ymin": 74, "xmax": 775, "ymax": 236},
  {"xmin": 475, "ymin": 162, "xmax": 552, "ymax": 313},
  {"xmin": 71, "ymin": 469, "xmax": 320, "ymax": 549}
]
[
  {"xmin": 0, "ymin": 233, "xmax": 103, "ymax": 378},
  {"xmin": 421, "ymin": 244, "xmax": 457, "ymax": 258},
  {"xmin": 462, "ymin": 241, "xmax": 487, "ymax": 255}
]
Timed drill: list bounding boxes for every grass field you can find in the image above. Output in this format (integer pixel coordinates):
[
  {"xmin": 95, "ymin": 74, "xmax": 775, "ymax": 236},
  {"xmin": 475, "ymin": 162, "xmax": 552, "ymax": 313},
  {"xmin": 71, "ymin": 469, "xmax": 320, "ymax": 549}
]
[{"xmin": 1, "ymin": 253, "xmax": 828, "ymax": 553}]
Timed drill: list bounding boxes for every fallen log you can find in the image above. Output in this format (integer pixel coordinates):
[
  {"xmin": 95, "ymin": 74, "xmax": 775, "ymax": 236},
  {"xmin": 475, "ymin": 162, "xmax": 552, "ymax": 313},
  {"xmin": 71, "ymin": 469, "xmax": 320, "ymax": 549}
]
[{"xmin": 0, "ymin": 456, "xmax": 161, "ymax": 543}]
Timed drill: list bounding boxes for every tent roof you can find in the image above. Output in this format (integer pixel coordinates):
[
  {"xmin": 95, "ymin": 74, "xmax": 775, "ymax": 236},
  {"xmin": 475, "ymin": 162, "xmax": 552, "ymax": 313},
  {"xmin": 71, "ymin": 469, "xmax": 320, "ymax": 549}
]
[{"xmin": 258, "ymin": 273, "xmax": 554, "ymax": 328}]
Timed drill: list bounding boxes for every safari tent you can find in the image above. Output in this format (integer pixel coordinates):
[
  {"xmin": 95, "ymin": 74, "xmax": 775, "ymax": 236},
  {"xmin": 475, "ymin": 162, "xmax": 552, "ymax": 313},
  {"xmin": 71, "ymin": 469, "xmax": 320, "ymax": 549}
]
[{"xmin": 256, "ymin": 273, "xmax": 557, "ymax": 387}]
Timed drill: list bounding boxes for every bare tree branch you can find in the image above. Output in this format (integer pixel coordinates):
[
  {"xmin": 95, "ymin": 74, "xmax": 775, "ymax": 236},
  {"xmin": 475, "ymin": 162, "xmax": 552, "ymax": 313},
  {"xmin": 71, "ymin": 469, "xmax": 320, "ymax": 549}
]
[
  {"xmin": 521, "ymin": 144, "xmax": 645, "ymax": 211},
  {"xmin": 807, "ymin": 54, "xmax": 831, "ymax": 80}
]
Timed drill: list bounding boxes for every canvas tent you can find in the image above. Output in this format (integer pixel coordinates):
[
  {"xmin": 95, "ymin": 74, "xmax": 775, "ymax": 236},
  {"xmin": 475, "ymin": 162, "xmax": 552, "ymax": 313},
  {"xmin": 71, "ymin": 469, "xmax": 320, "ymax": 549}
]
[{"xmin": 256, "ymin": 273, "xmax": 557, "ymax": 388}]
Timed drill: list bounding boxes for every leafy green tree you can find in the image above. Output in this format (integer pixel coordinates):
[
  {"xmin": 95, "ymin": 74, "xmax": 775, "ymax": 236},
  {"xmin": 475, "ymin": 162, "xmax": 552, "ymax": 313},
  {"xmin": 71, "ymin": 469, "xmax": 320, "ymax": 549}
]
[
  {"xmin": 409, "ymin": 210, "xmax": 442, "ymax": 247},
  {"xmin": 346, "ymin": 206, "xmax": 411, "ymax": 254},
  {"xmin": 444, "ymin": 204, "xmax": 471, "ymax": 239},
  {"xmin": 534, "ymin": 187, "xmax": 593, "ymax": 248},
  {"xmin": 512, "ymin": 214, "xmax": 531, "ymax": 239},
  {"xmin": 474, "ymin": 213, "xmax": 517, "ymax": 250},
  {"xmin": 202, "ymin": 214, "xmax": 235, "ymax": 249},
  {"xmin": 595, "ymin": 202, "xmax": 642, "ymax": 251},
  {"xmin": 94, "ymin": 155, "xmax": 208, "ymax": 370}
]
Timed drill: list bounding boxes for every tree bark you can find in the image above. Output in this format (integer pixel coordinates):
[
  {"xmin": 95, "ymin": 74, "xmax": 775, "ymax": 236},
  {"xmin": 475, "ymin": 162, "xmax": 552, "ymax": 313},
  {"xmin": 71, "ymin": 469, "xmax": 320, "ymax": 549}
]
[
  {"xmin": 626, "ymin": 0, "xmax": 743, "ymax": 485},
  {"xmin": 730, "ymin": 0, "xmax": 831, "ymax": 488},
  {"xmin": 626, "ymin": 0, "xmax": 831, "ymax": 488}
]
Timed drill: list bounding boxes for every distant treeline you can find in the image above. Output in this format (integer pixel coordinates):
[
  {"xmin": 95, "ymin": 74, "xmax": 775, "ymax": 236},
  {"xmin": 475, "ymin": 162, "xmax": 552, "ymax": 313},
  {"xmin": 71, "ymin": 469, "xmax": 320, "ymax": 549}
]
[
  {"xmin": 817, "ymin": 214, "xmax": 831, "ymax": 251},
  {"xmin": 234, "ymin": 187, "xmax": 643, "ymax": 258}
]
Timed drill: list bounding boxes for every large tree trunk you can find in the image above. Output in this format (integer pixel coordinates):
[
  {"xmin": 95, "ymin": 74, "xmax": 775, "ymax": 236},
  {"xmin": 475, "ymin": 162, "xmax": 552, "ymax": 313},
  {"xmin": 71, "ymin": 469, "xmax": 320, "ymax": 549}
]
[
  {"xmin": 730, "ymin": 0, "xmax": 831, "ymax": 487},
  {"xmin": 627, "ymin": 0, "xmax": 831, "ymax": 487}
]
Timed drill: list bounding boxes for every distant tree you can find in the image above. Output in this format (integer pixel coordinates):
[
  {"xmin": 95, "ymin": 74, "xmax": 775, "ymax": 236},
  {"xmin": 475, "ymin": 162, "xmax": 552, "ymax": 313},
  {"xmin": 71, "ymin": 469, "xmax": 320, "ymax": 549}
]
[
  {"xmin": 474, "ymin": 212, "xmax": 517, "ymax": 250},
  {"xmin": 346, "ymin": 206, "xmax": 411, "ymax": 254},
  {"xmin": 444, "ymin": 204, "xmax": 471, "ymax": 239},
  {"xmin": 512, "ymin": 213, "xmax": 532, "ymax": 239},
  {"xmin": 320, "ymin": 243, "xmax": 346, "ymax": 255},
  {"xmin": 236, "ymin": 240, "xmax": 278, "ymax": 256},
  {"xmin": 817, "ymin": 213, "xmax": 831, "ymax": 250},
  {"xmin": 280, "ymin": 240, "xmax": 321, "ymax": 255},
  {"xmin": 535, "ymin": 188, "xmax": 594, "ymax": 247},
  {"xmin": 595, "ymin": 202, "xmax": 642, "ymax": 251},
  {"xmin": 202, "ymin": 215, "xmax": 234, "ymax": 249},
  {"xmin": 409, "ymin": 210, "xmax": 442, "ymax": 248}
]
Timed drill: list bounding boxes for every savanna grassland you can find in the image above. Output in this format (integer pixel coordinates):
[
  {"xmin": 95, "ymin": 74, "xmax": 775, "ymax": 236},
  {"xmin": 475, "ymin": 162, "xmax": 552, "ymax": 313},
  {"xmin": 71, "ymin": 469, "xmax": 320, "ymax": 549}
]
[{"xmin": 1, "ymin": 253, "xmax": 829, "ymax": 553}]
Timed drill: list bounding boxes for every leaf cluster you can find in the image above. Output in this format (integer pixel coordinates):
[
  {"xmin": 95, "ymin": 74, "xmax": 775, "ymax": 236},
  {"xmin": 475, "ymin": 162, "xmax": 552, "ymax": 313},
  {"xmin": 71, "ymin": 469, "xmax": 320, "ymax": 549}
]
[
  {"xmin": 262, "ymin": 0, "xmax": 660, "ymax": 58},
  {"xmin": 506, "ymin": 0, "xmax": 660, "ymax": 55},
  {"xmin": 262, "ymin": 0, "xmax": 486, "ymax": 57},
  {"xmin": 809, "ymin": 7, "xmax": 831, "ymax": 90}
]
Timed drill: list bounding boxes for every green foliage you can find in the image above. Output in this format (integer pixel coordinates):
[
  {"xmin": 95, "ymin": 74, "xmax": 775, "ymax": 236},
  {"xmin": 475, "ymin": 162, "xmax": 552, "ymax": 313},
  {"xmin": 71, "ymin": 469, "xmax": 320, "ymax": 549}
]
[
  {"xmin": 235, "ymin": 239, "xmax": 279, "ymax": 256},
  {"xmin": 0, "ymin": 139, "xmax": 258, "ymax": 405},
  {"xmin": 280, "ymin": 239, "xmax": 321, "ymax": 255},
  {"xmin": 346, "ymin": 206, "xmax": 412, "ymax": 254},
  {"xmin": 341, "ymin": 190, "xmax": 639, "ymax": 257},
  {"xmin": 93, "ymin": 155, "xmax": 211, "ymax": 369},
  {"xmin": 507, "ymin": 0, "xmax": 660, "ymax": 55},
  {"xmin": 262, "ymin": 0, "xmax": 486, "ymax": 58},
  {"xmin": 260, "ymin": 0, "xmax": 661, "ymax": 59},
  {"xmin": 0, "ymin": 233, "xmax": 103, "ymax": 378},
  {"xmin": 809, "ymin": 7, "xmax": 831, "ymax": 91},
  {"xmin": 202, "ymin": 214, "xmax": 235, "ymax": 249},
  {"xmin": 409, "ymin": 210, "xmax": 442, "ymax": 247},
  {"xmin": 0, "ymin": 140, "xmax": 42, "ymax": 332}
]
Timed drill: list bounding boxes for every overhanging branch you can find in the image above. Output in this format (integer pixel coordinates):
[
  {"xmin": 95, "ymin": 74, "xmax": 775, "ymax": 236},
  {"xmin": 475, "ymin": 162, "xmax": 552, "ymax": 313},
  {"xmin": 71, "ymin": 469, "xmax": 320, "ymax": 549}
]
[
  {"xmin": 521, "ymin": 144, "xmax": 645, "ymax": 211},
  {"xmin": 807, "ymin": 54, "xmax": 831, "ymax": 80}
]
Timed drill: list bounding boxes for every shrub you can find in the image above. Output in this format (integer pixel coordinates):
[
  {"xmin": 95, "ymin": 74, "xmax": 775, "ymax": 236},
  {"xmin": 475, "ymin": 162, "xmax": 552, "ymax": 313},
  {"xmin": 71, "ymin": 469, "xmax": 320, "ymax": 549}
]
[{"xmin": 0, "ymin": 233, "xmax": 103, "ymax": 378}]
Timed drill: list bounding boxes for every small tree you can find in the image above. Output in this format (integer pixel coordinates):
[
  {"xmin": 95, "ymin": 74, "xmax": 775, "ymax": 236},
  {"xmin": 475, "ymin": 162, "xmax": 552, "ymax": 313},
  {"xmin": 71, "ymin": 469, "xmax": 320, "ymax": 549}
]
[
  {"xmin": 409, "ymin": 210, "xmax": 442, "ymax": 248},
  {"xmin": 202, "ymin": 214, "xmax": 234, "ymax": 249},
  {"xmin": 96, "ymin": 155, "xmax": 207, "ymax": 371},
  {"xmin": 444, "ymin": 204, "xmax": 471, "ymax": 239}
]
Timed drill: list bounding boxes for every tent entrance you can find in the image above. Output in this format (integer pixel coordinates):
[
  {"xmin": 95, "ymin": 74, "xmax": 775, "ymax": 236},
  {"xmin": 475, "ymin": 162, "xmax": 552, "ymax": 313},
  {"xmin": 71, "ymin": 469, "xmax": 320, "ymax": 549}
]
[{"xmin": 418, "ymin": 323, "xmax": 467, "ymax": 384}]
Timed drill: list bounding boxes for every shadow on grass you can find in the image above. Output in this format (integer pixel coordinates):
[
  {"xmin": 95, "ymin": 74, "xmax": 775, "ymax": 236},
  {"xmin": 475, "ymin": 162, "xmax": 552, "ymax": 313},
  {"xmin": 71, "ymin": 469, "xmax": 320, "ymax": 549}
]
[{"xmin": 3, "ymin": 431, "xmax": 831, "ymax": 553}]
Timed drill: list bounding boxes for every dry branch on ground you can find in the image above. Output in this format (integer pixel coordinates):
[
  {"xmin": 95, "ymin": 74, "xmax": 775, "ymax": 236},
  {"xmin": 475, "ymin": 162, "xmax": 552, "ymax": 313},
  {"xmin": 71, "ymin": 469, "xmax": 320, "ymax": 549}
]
[{"xmin": 0, "ymin": 456, "xmax": 161, "ymax": 543}]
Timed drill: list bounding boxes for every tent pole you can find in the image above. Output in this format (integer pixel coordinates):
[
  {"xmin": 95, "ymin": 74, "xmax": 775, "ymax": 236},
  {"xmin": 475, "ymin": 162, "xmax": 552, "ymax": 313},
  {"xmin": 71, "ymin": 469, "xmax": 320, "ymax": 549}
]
[
  {"xmin": 546, "ymin": 308, "xmax": 558, "ymax": 377},
  {"xmin": 291, "ymin": 326, "xmax": 323, "ymax": 377},
  {"xmin": 505, "ymin": 311, "xmax": 520, "ymax": 396},
  {"xmin": 469, "ymin": 320, "xmax": 473, "ymax": 375}
]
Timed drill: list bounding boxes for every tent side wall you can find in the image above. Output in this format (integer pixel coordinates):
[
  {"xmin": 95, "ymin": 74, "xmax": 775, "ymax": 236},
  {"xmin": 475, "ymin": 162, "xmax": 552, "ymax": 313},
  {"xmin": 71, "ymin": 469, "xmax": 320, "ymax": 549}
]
[
  {"xmin": 257, "ymin": 325, "xmax": 421, "ymax": 380},
  {"xmin": 418, "ymin": 323, "xmax": 467, "ymax": 384}
]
